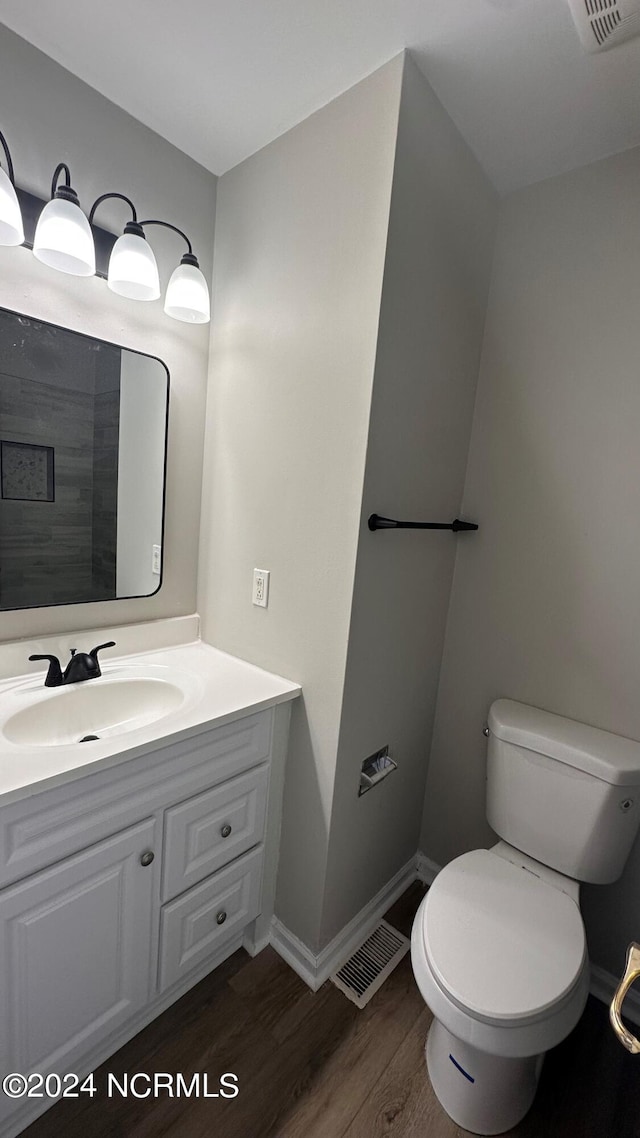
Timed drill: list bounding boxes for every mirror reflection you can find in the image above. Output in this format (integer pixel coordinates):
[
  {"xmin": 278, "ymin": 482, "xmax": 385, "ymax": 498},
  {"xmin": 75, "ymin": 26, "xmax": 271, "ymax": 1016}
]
[{"xmin": 0, "ymin": 308, "xmax": 168, "ymax": 611}]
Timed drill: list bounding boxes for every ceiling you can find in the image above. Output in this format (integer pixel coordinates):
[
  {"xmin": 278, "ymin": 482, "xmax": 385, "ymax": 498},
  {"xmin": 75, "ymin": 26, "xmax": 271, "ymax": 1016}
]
[{"xmin": 1, "ymin": 0, "xmax": 640, "ymax": 193}]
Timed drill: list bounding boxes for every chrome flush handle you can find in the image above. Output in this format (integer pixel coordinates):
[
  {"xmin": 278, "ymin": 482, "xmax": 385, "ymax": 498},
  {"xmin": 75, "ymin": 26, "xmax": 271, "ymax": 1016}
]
[{"xmin": 610, "ymin": 942, "xmax": 640, "ymax": 1053}]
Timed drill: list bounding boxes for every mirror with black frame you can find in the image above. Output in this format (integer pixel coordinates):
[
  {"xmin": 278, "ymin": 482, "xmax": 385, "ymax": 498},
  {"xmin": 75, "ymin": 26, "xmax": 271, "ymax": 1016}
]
[{"xmin": 0, "ymin": 307, "xmax": 169, "ymax": 611}]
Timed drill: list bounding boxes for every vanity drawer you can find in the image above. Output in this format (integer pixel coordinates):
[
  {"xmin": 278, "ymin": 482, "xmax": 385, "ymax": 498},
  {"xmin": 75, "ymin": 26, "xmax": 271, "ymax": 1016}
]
[
  {"xmin": 158, "ymin": 845, "xmax": 262, "ymax": 991},
  {"xmin": 162, "ymin": 765, "xmax": 269, "ymax": 902}
]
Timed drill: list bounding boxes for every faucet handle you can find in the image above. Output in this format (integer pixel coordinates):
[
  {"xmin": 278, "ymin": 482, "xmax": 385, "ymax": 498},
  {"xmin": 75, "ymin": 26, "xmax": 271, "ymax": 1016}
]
[
  {"xmin": 29, "ymin": 654, "xmax": 63, "ymax": 688},
  {"xmin": 88, "ymin": 641, "xmax": 116, "ymax": 677},
  {"xmin": 89, "ymin": 641, "xmax": 116, "ymax": 658}
]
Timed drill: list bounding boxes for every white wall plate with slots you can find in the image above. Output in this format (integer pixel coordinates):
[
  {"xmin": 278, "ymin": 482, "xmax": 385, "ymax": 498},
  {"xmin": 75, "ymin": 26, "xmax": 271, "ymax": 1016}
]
[{"xmin": 252, "ymin": 568, "xmax": 270, "ymax": 608}]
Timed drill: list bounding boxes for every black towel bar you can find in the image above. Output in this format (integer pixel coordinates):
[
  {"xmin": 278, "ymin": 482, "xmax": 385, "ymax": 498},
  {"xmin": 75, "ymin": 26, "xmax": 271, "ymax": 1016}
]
[{"xmin": 368, "ymin": 514, "xmax": 478, "ymax": 533}]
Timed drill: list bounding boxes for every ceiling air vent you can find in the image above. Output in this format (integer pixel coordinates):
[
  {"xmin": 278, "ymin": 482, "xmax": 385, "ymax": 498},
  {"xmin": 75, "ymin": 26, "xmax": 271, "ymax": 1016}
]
[{"xmin": 566, "ymin": 0, "xmax": 640, "ymax": 51}]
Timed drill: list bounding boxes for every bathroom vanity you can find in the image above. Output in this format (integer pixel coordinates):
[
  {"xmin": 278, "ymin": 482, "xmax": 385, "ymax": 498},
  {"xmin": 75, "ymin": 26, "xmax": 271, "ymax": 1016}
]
[{"xmin": 0, "ymin": 633, "xmax": 299, "ymax": 1136}]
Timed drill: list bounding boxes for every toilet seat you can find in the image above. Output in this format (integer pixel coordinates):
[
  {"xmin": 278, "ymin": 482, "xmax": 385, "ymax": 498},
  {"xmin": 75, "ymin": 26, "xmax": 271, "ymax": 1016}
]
[{"xmin": 420, "ymin": 849, "xmax": 586, "ymax": 1025}]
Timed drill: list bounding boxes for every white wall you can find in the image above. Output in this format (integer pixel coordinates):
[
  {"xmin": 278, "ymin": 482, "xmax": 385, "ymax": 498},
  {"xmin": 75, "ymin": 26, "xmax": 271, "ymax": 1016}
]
[
  {"xmin": 0, "ymin": 25, "xmax": 216, "ymax": 640},
  {"xmin": 320, "ymin": 57, "xmax": 497, "ymax": 946},
  {"xmin": 116, "ymin": 352, "xmax": 167, "ymax": 598},
  {"xmin": 421, "ymin": 145, "xmax": 640, "ymax": 978},
  {"xmin": 198, "ymin": 57, "xmax": 404, "ymax": 950}
]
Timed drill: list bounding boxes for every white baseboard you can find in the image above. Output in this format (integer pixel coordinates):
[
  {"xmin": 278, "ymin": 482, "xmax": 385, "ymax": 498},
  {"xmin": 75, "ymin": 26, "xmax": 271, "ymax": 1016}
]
[
  {"xmin": 270, "ymin": 917, "xmax": 319, "ymax": 988},
  {"xmin": 590, "ymin": 963, "xmax": 640, "ymax": 1027},
  {"xmin": 416, "ymin": 850, "xmax": 440, "ymax": 885},
  {"xmin": 270, "ymin": 854, "xmax": 420, "ymax": 990}
]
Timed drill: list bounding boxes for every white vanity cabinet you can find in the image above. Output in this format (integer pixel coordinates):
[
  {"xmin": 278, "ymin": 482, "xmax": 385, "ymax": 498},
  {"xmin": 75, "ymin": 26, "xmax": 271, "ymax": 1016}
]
[{"xmin": 0, "ymin": 702, "xmax": 289, "ymax": 1138}]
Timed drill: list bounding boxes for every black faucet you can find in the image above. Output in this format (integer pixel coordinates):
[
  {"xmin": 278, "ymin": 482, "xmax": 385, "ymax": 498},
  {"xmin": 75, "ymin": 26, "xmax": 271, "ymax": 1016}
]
[{"xmin": 29, "ymin": 641, "xmax": 116, "ymax": 687}]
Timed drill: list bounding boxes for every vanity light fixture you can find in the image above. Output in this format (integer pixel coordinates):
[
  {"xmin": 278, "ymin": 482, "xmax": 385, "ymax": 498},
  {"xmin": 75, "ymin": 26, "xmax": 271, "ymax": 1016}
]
[
  {"xmin": 137, "ymin": 219, "xmax": 211, "ymax": 324},
  {"xmin": 89, "ymin": 193, "xmax": 160, "ymax": 302},
  {"xmin": 33, "ymin": 163, "xmax": 96, "ymax": 277},
  {"xmin": 0, "ymin": 130, "xmax": 24, "ymax": 247},
  {"xmin": 0, "ymin": 126, "xmax": 210, "ymax": 325}
]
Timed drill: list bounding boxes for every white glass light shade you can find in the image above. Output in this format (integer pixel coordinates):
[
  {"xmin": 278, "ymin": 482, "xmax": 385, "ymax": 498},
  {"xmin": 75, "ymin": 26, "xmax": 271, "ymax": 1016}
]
[
  {"xmin": 164, "ymin": 262, "xmax": 210, "ymax": 324},
  {"xmin": 108, "ymin": 232, "xmax": 160, "ymax": 301},
  {"xmin": 33, "ymin": 197, "xmax": 95, "ymax": 276},
  {"xmin": 0, "ymin": 166, "xmax": 24, "ymax": 246}
]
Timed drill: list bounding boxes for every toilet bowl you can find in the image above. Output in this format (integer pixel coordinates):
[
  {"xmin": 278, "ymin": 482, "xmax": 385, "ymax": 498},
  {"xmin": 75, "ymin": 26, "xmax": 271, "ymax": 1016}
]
[
  {"xmin": 411, "ymin": 843, "xmax": 590, "ymax": 1134},
  {"xmin": 411, "ymin": 699, "xmax": 640, "ymax": 1135}
]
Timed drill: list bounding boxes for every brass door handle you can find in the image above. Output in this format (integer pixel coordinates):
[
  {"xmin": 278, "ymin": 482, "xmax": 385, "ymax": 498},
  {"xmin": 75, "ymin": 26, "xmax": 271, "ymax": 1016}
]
[{"xmin": 610, "ymin": 942, "xmax": 640, "ymax": 1053}]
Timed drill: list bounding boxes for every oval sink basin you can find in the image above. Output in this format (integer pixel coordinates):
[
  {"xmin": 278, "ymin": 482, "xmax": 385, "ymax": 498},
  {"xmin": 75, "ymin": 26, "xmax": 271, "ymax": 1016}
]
[{"xmin": 3, "ymin": 677, "xmax": 185, "ymax": 746}]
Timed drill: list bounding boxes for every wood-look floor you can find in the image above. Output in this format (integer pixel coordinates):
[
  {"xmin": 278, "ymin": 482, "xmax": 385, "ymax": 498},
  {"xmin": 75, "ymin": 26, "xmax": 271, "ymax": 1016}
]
[{"xmin": 23, "ymin": 883, "xmax": 640, "ymax": 1138}]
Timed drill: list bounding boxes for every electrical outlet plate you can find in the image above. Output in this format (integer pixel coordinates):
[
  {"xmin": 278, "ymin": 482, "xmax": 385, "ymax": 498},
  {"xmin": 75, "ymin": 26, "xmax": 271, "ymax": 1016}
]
[{"xmin": 252, "ymin": 568, "xmax": 270, "ymax": 608}]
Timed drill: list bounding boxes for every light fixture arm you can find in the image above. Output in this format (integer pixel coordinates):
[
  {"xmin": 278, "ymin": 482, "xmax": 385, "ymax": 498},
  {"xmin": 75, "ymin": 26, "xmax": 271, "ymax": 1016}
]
[
  {"xmin": 49, "ymin": 163, "xmax": 85, "ymax": 210},
  {"xmin": 89, "ymin": 192, "xmax": 139, "ymax": 229},
  {"xmin": 51, "ymin": 162, "xmax": 72, "ymax": 198},
  {"xmin": 137, "ymin": 218, "xmax": 196, "ymax": 262},
  {"xmin": 0, "ymin": 130, "xmax": 16, "ymax": 185}
]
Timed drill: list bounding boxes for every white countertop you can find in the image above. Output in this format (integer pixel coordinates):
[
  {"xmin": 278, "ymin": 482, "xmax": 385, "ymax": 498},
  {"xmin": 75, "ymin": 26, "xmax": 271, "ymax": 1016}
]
[{"xmin": 0, "ymin": 640, "xmax": 300, "ymax": 806}]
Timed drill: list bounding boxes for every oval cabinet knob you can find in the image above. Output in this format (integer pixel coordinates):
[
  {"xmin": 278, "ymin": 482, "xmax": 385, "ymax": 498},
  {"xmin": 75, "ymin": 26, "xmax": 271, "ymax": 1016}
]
[
  {"xmin": 216, "ymin": 910, "xmax": 227, "ymax": 926},
  {"xmin": 140, "ymin": 850, "xmax": 155, "ymax": 867},
  {"xmin": 221, "ymin": 824, "xmax": 232, "ymax": 839}
]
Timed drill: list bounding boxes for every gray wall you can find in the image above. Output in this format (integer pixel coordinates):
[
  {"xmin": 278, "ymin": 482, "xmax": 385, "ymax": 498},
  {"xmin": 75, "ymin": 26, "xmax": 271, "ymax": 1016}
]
[
  {"xmin": 420, "ymin": 144, "xmax": 640, "ymax": 978},
  {"xmin": 320, "ymin": 57, "xmax": 498, "ymax": 946},
  {"xmin": 198, "ymin": 57, "xmax": 405, "ymax": 950},
  {"xmin": 0, "ymin": 24, "xmax": 216, "ymax": 639}
]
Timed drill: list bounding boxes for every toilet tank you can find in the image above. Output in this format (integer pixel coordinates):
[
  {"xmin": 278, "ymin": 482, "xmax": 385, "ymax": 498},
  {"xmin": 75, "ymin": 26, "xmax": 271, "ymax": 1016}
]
[{"xmin": 486, "ymin": 699, "xmax": 640, "ymax": 884}]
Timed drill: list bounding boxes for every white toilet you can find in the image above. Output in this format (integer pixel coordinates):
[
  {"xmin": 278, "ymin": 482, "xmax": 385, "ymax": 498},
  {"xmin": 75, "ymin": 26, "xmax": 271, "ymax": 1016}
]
[{"xmin": 411, "ymin": 698, "xmax": 640, "ymax": 1135}]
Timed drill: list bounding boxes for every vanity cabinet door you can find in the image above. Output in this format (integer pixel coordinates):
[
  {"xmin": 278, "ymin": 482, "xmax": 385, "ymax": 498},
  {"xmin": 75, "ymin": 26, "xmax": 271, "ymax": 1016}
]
[{"xmin": 0, "ymin": 818, "xmax": 157, "ymax": 1118}]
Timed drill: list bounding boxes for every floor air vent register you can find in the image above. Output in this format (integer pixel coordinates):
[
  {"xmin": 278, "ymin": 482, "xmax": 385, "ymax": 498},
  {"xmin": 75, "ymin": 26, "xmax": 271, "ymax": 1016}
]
[{"xmin": 330, "ymin": 920, "xmax": 410, "ymax": 1009}]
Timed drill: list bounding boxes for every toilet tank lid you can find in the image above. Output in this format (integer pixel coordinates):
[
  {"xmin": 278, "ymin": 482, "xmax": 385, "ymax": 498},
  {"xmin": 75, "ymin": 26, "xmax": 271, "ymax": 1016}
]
[{"xmin": 488, "ymin": 699, "xmax": 640, "ymax": 786}]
